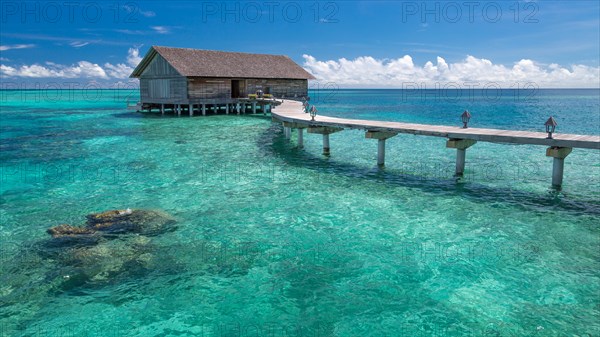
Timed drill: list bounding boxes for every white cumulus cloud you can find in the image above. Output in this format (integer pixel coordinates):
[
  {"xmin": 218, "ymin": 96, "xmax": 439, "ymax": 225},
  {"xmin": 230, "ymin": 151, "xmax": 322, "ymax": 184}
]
[
  {"xmin": 0, "ymin": 47, "xmax": 144, "ymax": 80},
  {"xmin": 0, "ymin": 61, "xmax": 107, "ymax": 79},
  {"xmin": 104, "ymin": 63, "xmax": 134, "ymax": 79},
  {"xmin": 126, "ymin": 47, "xmax": 143, "ymax": 67},
  {"xmin": 303, "ymin": 55, "xmax": 600, "ymax": 88}
]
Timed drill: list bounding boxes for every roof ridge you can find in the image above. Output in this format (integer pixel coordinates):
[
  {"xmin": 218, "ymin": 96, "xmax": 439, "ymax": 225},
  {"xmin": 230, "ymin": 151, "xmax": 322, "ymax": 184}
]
[{"xmin": 152, "ymin": 45, "xmax": 287, "ymax": 58}]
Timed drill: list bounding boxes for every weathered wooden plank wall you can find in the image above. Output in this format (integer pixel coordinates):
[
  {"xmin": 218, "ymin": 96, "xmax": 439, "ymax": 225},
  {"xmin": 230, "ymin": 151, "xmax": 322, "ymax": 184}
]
[
  {"xmin": 188, "ymin": 78, "xmax": 232, "ymax": 100},
  {"xmin": 140, "ymin": 54, "xmax": 181, "ymax": 78},
  {"xmin": 139, "ymin": 54, "xmax": 188, "ymax": 102},
  {"xmin": 246, "ymin": 79, "xmax": 308, "ymax": 98}
]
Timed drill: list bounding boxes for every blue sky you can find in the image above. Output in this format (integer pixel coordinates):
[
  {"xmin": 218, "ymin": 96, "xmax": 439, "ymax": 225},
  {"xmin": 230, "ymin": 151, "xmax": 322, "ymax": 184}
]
[{"xmin": 1, "ymin": 1, "xmax": 599, "ymax": 87}]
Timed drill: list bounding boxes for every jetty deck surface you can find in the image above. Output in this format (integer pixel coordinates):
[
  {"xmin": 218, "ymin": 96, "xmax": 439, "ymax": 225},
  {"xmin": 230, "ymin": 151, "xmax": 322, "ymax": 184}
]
[{"xmin": 271, "ymin": 100, "xmax": 600, "ymax": 150}]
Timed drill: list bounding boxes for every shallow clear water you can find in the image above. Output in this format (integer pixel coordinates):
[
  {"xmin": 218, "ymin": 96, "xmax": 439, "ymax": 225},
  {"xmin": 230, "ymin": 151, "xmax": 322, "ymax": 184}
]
[{"xmin": 1, "ymin": 89, "xmax": 599, "ymax": 336}]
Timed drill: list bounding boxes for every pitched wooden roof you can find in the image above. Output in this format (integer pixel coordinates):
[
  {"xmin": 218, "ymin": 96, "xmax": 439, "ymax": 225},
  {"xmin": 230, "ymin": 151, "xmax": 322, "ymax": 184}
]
[{"xmin": 130, "ymin": 46, "xmax": 315, "ymax": 79}]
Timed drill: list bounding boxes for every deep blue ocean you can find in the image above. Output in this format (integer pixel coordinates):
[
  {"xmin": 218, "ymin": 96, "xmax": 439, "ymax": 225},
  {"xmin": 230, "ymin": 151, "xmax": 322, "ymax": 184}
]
[{"xmin": 0, "ymin": 88, "xmax": 599, "ymax": 336}]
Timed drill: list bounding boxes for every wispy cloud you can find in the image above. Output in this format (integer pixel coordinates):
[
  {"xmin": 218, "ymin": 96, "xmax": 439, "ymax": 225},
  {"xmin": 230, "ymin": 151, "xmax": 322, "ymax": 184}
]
[
  {"xmin": 70, "ymin": 41, "xmax": 90, "ymax": 48},
  {"xmin": 151, "ymin": 26, "xmax": 171, "ymax": 34},
  {"xmin": 113, "ymin": 26, "xmax": 175, "ymax": 35},
  {"xmin": 123, "ymin": 4, "xmax": 156, "ymax": 18},
  {"xmin": 1, "ymin": 33, "xmax": 131, "ymax": 46},
  {"xmin": 303, "ymin": 54, "xmax": 600, "ymax": 88},
  {"xmin": 114, "ymin": 29, "xmax": 147, "ymax": 35},
  {"xmin": 140, "ymin": 10, "xmax": 156, "ymax": 17},
  {"xmin": 0, "ymin": 44, "xmax": 35, "ymax": 51}
]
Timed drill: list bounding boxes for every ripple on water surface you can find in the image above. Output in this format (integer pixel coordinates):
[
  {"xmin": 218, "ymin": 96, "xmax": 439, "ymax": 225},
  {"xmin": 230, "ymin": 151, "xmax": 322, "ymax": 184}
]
[{"xmin": 0, "ymin": 90, "xmax": 599, "ymax": 336}]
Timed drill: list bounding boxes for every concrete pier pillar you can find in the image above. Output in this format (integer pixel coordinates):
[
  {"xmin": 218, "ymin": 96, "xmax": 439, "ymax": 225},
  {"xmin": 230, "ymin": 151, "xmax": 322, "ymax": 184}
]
[
  {"xmin": 446, "ymin": 139, "xmax": 477, "ymax": 177},
  {"xmin": 283, "ymin": 124, "xmax": 291, "ymax": 139},
  {"xmin": 297, "ymin": 128, "xmax": 304, "ymax": 148},
  {"xmin": 177, "ymin": 104, "xmax": 181, "ymax": 116},
  {"xmin": 308, "ymin": 126, "xmax": 343, "ymax": 156},
  {"xmin": 202, "ymin": 104, "xmax": 206, "ymax": 116},
  {"xmin": 365, "ymin": 131, "xmax": 398, "ymax": 167},
  {"xmin": 189, "ymin": 104, "xmax": 193, "ymax": 116},
  {"xmin": 160, "ymin": 104, "xmax": 164, "ymax": 115},
  {"xmin": 226, "ymin": 104, "xmax": 229, "ymax": 115},
  {"xmin": 252, "ymin": 102, "xmax": 257, "ymax": 114},
  {"xmin": 546, "ymin": 147, "xmax": 572, "ymax": 187},
  {"xmin": 323, "ymin": 134, "xmax": 330, "ymax": 155},
  {"xmin": 456, "ymin": 148, "xmax": 466, "ymax": 176},
  {"xmin": 377, "ymin": 139, "xmax": 386, "ymax": 166},
  {"xmin": 552, "ymin": 158, "xmax": 565, "ymax": 186},
  {"xmin": 236, "ymin": 103, "xmax": 241, "ymax": 115}
]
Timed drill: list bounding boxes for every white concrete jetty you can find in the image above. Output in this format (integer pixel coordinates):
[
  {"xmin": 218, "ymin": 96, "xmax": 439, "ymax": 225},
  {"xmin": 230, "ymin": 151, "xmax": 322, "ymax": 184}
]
[{"xmin": 272, "ymin": 99, "xmax": 600, "ymax": 188}]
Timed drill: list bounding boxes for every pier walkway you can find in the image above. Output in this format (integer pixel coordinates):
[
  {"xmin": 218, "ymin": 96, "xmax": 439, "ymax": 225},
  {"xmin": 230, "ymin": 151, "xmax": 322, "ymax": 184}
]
[{"xmin": 271, "ymin": 99, "xmax": 600, "ymax": 187}]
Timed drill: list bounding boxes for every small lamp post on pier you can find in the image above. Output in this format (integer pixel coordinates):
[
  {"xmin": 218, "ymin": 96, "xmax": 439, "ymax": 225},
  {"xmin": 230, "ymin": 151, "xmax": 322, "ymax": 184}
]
[
  {"xmin": 309, "ymin": 106, "xmax": 318, "ymax": 121},
  {"xmin": 461, "ymin": 110, "xmax": 471, "ymax": 128},
  {"xmin": 545, "ymin": 116, "xmax": 557, "ymax": 139},
  {"xmin": 543, "ymin": 116, "xmax": 572, "ymax": 188}
]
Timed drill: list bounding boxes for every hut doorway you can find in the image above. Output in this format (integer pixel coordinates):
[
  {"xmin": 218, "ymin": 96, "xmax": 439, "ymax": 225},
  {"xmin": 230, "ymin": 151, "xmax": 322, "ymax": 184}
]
[{"xmin": 231, "ymin": 80, "xmax": 244, "ymax": 98}]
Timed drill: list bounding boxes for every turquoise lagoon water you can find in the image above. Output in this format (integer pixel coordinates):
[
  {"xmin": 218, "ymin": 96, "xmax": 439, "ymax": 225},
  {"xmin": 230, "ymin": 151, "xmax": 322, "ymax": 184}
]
[{"xmin": 0, "ymin": 89, "xmax": 599, "ymax": 336}]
